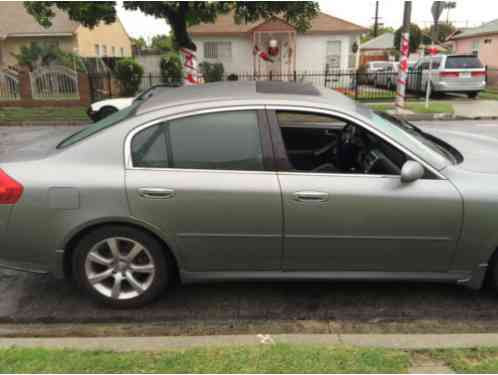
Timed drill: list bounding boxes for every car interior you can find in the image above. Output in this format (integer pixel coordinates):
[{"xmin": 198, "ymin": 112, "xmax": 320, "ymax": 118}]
[{"xmin": 277, "ymin": 111, "xmax": 406, "ymax": 175}]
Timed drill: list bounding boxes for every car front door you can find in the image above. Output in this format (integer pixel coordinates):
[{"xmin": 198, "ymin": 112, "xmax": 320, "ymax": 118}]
[
  {"xmin": 268, "ymin": 109, "xmax": 462, "ymax": 273},
  {"xmin": 125, "ymin": 109, "xmax": 283, "ymax": 273}
]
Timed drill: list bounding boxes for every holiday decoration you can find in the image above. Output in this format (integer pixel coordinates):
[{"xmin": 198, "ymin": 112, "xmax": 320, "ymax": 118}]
[
  {"xmin": 254, "ymin": 45, "xmax": 273, "ymax": 63},
  {"xmin": 180, "ymin": 47, "xmax": 199, "ymax": 85},
  {"xmin": 268, "ymin": 39, "xmax": 279, "ymax": 57}
]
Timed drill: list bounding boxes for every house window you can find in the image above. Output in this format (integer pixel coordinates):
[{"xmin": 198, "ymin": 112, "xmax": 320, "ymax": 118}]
[
  {"xmin": 326, "ymin": 41, "xmax": 342, "ymax": 69},
  {"xmin": 112, "ymin": 46, "xmax": 116, "ymax": 56},
  {"xmin": 120, "ymin": 47, "xmax": 125, "ymax": 57},
  {"xmin": 95, "ymin": 44, "xmax": 100, "ymax": 56},
  {"xmin": 484, "ymin": 39, "xmax": 492, "ymax": 44},
  {"xmin": 102, "ymin": 45, "xmax": 108, "ymax": 56},
  {"xmin": 472, "ymin": 39, "xmax": 480, "ymax": 55},
  {"xmin": 204, "ymin": 41, "xmax": 232, "ymax": 60}
]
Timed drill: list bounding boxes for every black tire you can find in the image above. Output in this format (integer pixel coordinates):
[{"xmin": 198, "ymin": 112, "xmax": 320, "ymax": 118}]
[
  {"xmin": 72, "ymin": 225, "xmax": 171, "ymax": 308},
  {"xmin": 95, "ymin": 106, "xmax": 118, "ymax": 122},
  {"xmin": 467, "ymin": 92, "xmax": 479, "ymax": 99}
]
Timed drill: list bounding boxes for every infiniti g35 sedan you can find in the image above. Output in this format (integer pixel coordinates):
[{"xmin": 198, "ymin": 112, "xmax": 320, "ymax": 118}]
[{"xmin": 1, "ymin": 81, "xmax": 497, "ymax": 307}]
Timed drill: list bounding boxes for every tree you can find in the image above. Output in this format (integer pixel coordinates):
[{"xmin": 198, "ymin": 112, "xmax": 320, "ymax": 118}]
[
  {"xmin": 114, "ymin": 58, "xmax": 144, "ymax": 96},
  {"xmin": 13, "ymin": 42, "xmax": 85, "ymax": 72},
  {"xmin": 394, "ymin": 23, "xmax": 423, "ymax": 53},
  {"xmin": 361, "ymin": 25, "xmax": 395, "ymax": 43},
  {"xmin": 159, "ymin": 52, "xmax": 183, "ymax": 86},
  {"xmin": 150, "ymin": 34, "xmax": 175, "ymax": 53},
  {"xmin": 131, "ymin": 37, "xmax": 147, "ymax": 50},
  {"xmin": 24, "ymin": 2, "xmax": 320, "ymax": 52},
  {"xmin": 423, "ymin": 22, "xmax": 456, "ymax": 43}
]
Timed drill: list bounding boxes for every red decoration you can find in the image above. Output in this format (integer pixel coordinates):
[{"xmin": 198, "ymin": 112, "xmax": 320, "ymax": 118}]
[
  {"xmin": 254, "ymin": 46, "xmax": 273, "ymax": 63},
  {"xmin": 268, "ymin": 46, "xmax": 279, "ymax": 57}
]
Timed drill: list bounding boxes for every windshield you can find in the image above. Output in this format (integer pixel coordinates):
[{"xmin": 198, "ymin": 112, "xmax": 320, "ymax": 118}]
[
  {"xmin": 370, "ymin": 112, "xmax": 457, "ymax": 168},
  {"xmin": 57, "ymin": 104, "xmax": 137, "ymax": 149}
]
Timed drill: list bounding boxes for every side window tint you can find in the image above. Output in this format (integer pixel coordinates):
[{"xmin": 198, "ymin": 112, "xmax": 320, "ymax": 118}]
[
  {"xmin": 131, "ymin": 124, "xmax": 169, "ymax": 168},
  {"xmin": 168, "ymin": 111, "xmax": 264, "ymax": 171}
]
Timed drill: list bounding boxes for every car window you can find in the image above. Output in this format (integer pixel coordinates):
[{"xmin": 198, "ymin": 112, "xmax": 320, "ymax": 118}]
[
  {"xmin": 58, "ymin": 104, "xmax": 137, "ymax": 149},
  {"xmin": 168, "ymin": 111, "xmax": 264, "ymax": 171},
  {"xmin": 131, "ymin": 124, "xmax": 169, "ymax": 168},
  {"xmin": 445, "ymin": 56, "xmax": 483, "ymax": 69},
  {"xmin": 131, "ymin": 111, "xmax": 264, "ymax": 171}
]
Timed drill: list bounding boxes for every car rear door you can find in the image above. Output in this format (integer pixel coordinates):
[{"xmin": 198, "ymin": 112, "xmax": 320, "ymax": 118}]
[
  {"xmin": 268, "ymin": 108, "xmax": 462, "ymax": 273},
  {"xmin": 125, "ymin": 109, "xmax": 283, "ymax": 273}
]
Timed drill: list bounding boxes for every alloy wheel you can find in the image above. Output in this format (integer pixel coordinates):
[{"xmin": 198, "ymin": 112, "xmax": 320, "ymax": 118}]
[{"xmin": 84, "ymin": 237, "xmax": 156, "ymax": 300}]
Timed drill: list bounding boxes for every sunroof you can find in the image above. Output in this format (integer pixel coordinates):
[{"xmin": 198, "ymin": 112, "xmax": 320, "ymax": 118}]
[{"xmin": 256, "ymin": 81, "xmax": 321, "ymax": 96}]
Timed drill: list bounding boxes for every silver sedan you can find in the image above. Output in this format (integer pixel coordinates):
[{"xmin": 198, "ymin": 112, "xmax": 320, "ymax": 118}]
[{"xmin": 0, "ymin": 81, "xmax": 497, "ymax": 307}]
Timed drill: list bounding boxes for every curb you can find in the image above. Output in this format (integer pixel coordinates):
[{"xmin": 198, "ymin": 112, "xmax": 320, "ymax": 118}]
[{"xmin": 2, "ymin": 334, "xmax": 498, "ymax": 352}]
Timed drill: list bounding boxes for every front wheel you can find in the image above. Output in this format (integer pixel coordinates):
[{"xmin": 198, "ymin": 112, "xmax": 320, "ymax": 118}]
[
  {"xmin": 467, "ymin": 91, "xmax": 479, "ymax": 99},
  {"xmin": 95, "ymin": 106, "xmax": 118, "ymax": 122},
  {"xmin": 73, "ymin": 226, "xmax": 170, "ymax": 308}
]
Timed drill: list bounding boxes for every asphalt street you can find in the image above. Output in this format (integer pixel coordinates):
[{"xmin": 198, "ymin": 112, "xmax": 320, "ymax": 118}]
[{"xmin": 1, "ymin": 121, "xmax": 498, "ymax": 329}]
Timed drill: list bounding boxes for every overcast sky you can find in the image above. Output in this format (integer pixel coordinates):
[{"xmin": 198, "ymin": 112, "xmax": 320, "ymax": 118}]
[{"xmin": 116, "ymin": 0, "xmax": 498, "ymax": 41}]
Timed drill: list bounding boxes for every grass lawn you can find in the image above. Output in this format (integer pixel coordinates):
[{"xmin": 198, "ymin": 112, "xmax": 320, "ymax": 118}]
[
  {"xmin": 368, "ymin": 102, "xmax": 454, "ymax": 114},
  {"xmin": 480, "ymin": 89, "xmax": 498, "ymax": 100},
  {"xmin": 0, "ymin": 344, "xmax": 409, "ymax": 373},
  {"xmin": 0, "ymin": 107, "xmax": 89, "ymax": 123}
]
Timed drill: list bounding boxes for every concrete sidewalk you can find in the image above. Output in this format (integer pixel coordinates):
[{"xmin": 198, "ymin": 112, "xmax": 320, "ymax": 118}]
[{"xmin": 2, "ymin": 333, "xmax": 498, "ymax": 352}]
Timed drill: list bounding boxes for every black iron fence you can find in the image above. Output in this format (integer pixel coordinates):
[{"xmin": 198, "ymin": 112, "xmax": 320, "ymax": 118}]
[{"xmin": 89, "ymin": 67, "xmax": 497, "ymax": 103}]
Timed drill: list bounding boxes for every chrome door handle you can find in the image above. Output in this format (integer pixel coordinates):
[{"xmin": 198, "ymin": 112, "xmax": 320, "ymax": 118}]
[
  {"xmin": 138, "ymin": 188, "xmax": 175, "ymax": 199},
  {"xmin": 293, "ymin": 191, "xmax": 329, "ymax": 202}
]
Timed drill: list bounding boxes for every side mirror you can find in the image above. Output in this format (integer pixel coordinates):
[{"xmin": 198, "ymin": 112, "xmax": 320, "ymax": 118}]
[{"xmin": 401, "ymin": 161, "xmax": 425, "ymax": 183}]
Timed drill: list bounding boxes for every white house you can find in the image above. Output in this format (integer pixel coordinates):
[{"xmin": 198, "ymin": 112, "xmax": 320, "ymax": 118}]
[{"xmin": 188, "ymin": 11, "xmax": 367, "ymax": 76}]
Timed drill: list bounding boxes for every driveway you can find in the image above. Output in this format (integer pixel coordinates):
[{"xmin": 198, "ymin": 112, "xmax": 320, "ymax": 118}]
[{"xmin": 1, "ymin": 122, "xmax": 498, "ymax": 331}]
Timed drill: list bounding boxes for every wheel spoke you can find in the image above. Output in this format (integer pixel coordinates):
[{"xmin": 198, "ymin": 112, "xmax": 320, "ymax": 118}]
[
  {"xmin": 125, "ymin": 271, "xmax": 145, "ymax": 293},
  {"xmin": 88, "ymin": 269, "xmax": 113, "ymax": 284},
  {"xmin": 130, "ymin": 263, "xmax": 154, "ymax": 274},
  {"xmin": 88, "ymin": 252, "xmax": 113, "ymax": 266},
  {"xmin": 106, "ymin": 238, "xmax": 121, "ymax": 260},
  {"xmin": 111, "ymin": 275, "xmax": 123, "ymax": 299},
  {"xmin": 126, "ymin": 243, "xmax": 144, "ymax": 262}
]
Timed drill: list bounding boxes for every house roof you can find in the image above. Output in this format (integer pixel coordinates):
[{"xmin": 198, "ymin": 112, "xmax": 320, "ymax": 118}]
[
  {"xmin": 450, "ymin": 19, "xmax": 498, "ymax": 40},
  {"xmin": 0, "ymin": 1, "xmax": 79, "ymax": 39},
  {"xmin": 188, "ymin": 11, "xmax": 367, "ymax": 36},
  {"xmin": 360, "ymin": 32, "xmax": 394, "ymax": 50}
]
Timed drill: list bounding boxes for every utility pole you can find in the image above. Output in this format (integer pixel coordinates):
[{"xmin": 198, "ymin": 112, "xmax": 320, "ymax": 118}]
[
  {"xmin": 396, "ymin": 1, "xmax": 412, "ymax": 112},
  {"xmin": 373, "ymin": 1, "xmax": 380, "ymax": 37}
]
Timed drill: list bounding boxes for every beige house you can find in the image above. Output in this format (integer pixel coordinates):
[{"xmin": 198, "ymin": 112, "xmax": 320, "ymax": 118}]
[{"xmin": 0, "ymin": 2, "xmax": 132, "ymax": 68}]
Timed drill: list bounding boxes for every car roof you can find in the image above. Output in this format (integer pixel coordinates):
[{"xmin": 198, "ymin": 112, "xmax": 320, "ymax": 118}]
[{"xmin": 135, "ymin": 81, "xmax": 366, "ymax": 117}]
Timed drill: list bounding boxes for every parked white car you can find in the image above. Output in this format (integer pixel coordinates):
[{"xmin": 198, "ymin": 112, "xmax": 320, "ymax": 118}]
[{"xmin": 87, "ymin": 85, "xmax": 170, "ymax": 122}]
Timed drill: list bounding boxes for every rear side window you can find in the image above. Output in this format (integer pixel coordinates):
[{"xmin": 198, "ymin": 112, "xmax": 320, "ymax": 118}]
[
  {"xmin": 131, "ymin": 124, "xmax": 169, "ymax": 168},
  {"xmin": 445, "ymin": 56, "xmax": 483, "ymax": 69},
  {"xmin": 130, "ymin": 111, "xmax": 264, "ymax": 171}
]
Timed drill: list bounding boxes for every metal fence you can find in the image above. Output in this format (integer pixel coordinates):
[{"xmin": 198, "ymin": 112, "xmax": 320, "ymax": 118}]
[
  {"xmin": 89, "ymin": 67, "xmax": 498, "ymax": 103},
  {"xmin": 30, "ymin": 66, "xmax": 80, "ymax": 100},
  {"xmin": 0, "ymin": 69, "xmax": 20, "ymax": 100}
]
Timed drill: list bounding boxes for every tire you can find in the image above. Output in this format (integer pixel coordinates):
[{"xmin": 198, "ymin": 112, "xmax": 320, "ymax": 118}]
[
  {"xmin": 95, "ymin": 106, "xmax": 118, "ymax": 122},
  {"xmin": 467, "ymin": 92, "xmax": 479, "ymax": 99},
  {"xmin": 72, "ymin": 225, "xmax": 171, "ymax": 308}
]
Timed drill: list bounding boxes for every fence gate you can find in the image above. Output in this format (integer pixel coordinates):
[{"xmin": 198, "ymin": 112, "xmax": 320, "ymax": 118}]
[
  {"xmin": 0, "ymin": 69, "xmax": 20, "ymax": 100},
  {"xmin": 30, "ymin": 66, "xmax": 79, "ymax": 99}
]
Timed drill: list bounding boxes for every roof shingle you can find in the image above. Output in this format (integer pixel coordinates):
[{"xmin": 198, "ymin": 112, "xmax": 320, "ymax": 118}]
[
  {"xmin": 451, "ymin": 19, "xmax": 498, "ymax": 40},
  {"xmin": 188, "ymin": 11, "xmax": 367, "ymax": 35}
]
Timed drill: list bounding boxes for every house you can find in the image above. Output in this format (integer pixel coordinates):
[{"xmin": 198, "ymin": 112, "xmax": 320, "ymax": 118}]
[
  {"xmin": 448, "ymin": 19, "xmax": 498, "ymax": 68},
  {"xmin": 359, "ymin": 32, "xmax": 395, "ymax": 65},
  {"xmin": 0, "ymin": 1, "xmax": 132, "ymax": 68},
  {"xmin": 188, "ymin": 11, "xmax": 367, "ymax": 76}
]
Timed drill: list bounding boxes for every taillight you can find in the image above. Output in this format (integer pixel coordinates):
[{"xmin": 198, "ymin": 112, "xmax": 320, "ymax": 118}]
[
  {"xmin": 439, "ymin": 71, "xmax": 460, "ymax": 78},
  {"xmin": 472, "ymin": 71, "xmax": 486, "ymax": 77},
  {"xmin": 0, "ymin": 169, "xmax": 23, "ymax": 204}
]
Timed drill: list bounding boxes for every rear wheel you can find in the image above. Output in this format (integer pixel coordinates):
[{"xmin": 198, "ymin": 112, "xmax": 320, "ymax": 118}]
[
  {"xmin": 467, "ymin": 91, "xmax": 479, "ymax": 99},
  {"xmin": 72, "ymin": 226, "xmax": 170, "ymax": 308}
]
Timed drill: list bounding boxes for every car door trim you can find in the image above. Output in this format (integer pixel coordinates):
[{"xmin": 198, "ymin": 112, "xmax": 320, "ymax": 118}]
[{"xmin": 265, "ymin": 105, "xmax": 446, "ymax": 180}]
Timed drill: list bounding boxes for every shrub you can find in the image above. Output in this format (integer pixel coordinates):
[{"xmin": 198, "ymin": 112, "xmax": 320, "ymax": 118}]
[
  {"xmin": 159, "ymin": 52, "xmax": 183, "ymax": 86},
  {"xmin": 114, "ymin": 58, "xmax": 144, "ymax": 96},
  {"xmin": 199, "ymin": 61, "xmax": 224, "ymax": 83},
  {"xmin": 227, "ymin": 73, "xmax": 239, "ymax": 81}
]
